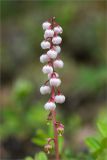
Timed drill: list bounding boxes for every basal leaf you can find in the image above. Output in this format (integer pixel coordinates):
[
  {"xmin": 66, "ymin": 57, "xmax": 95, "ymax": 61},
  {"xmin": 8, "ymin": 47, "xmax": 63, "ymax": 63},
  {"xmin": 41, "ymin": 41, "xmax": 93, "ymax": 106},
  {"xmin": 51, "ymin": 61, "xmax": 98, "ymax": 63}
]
[
  {"xmin": 34, "ymin": 151, "xmax": 48, "ymax": 160},
  {"xmin": 25, "ymin": 156, "xmax": 33, "ymax": 160},
  {"xmin": 85, "ymin": 137, "xmax": 101, "ymax": 152},
  {"xmin": 32, "ymin": 138, "xmax": 46, "ymax": 146},
  {"xmin": 97, "ymin": 122, "xmax": 107, "ymax": 138}
]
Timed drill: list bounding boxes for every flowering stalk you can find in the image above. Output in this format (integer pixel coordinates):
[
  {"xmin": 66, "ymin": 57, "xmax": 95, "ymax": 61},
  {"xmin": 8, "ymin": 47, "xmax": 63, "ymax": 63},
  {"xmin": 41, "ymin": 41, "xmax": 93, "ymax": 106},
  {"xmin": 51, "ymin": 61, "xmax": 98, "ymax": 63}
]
[{"xmin": 40, "ymin": 17, "xmax": 65, "ymax": 160}]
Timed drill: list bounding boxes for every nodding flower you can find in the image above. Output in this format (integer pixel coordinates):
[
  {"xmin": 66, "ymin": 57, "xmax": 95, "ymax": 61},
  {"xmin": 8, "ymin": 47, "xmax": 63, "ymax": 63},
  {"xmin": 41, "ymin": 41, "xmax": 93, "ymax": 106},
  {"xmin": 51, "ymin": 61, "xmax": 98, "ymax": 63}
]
[
  {"xmin": 42, "ymin": 21, "xmax": 51, "ymax": 30},
  {"xmin": 44, "ymin": 29, "xmax": 54, "ymax": 38},
  {"xmin": 41, "ymin": 40, "xmax": 51, "ymax": 49},
  {"xmin": 47, "ymin": 49, "xmax": 58, "ymax": 59},
  {"xmin": 42, "ymin": 65, "xmax": 53, "ymax": 74},
  {"xmin": 50, "ymin": 77, "xmax": 61, "ymax": 87},
  {"xmin": 40, "ymin": 54, "xmax": 49, "ymax": 63},
  {"xmin": 55, "ymin": 94, "xmax": 65, "ymax": 103},
  {"xmin": 44, "ymin": 101, "xmax": 56, "ymax": 110},
  {"xmin": 54, "ymin": 26, "xmax": 63, "ymax": 34},
  {"xmin": 44, "ymin": 144, "xmax": 52, "ymax": 154},
  {"xmin": 52, "ymin": 36, "xmax": 62, "ymax": 45},
  {"xmin": 53, "ymin": 59, "xmax": 64, "ymax": 68},
  {"xmin": 40, "ymin": 85, "xmax": 51, "ymax": 95}
]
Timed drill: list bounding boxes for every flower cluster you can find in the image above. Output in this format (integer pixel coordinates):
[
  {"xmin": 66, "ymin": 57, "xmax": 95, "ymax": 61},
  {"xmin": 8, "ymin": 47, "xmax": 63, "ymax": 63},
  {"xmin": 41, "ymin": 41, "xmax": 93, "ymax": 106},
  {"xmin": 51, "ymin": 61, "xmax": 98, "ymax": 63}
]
[{"xmin": 40, "ymin": 18, "xmax": 65, "ymax": 111}]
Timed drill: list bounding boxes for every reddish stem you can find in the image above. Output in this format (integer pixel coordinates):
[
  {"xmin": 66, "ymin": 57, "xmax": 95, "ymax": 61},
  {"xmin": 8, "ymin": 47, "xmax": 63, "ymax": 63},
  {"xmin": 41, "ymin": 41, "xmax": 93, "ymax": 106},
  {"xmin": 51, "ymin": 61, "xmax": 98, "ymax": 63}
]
[
  {"xmin": 50, "ymin": 17, "xmax": 60, "ymax": 160},
  {"xmin": 52, "ymin": 109, "xmax": 60, "ymax": 160},
  {"xmin": 51, "ymin": 86, "xmax": 60, "ymax": 160}
]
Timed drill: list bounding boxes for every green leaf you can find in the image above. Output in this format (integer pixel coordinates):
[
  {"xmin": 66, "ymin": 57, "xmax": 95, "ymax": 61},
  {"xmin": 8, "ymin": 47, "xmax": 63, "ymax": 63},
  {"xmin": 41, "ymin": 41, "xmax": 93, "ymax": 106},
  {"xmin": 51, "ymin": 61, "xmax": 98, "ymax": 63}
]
[
  {"xmin": 32, "ymin": 138, "xmax": 46, "ymax": 146},
  {"xmin": 97, "ymin": 121, "xmax": 107, "ymax": 137},
  {"xmin": 26, "ymin": 103, "xmax": 47, "ymax": 127},
  {"xmin": 58, "ymin": 136, "xmax": 64, "ymax": 154},
  {"xmin": 36, "ymin": 129, "xmax": 48, "ymax": 139},
  {"xmin": 25, "ymin": 156, "xmax": 33, "ymax": 160},
  {"xmin": 96, "ymin": 149, "xmax": 107, "ymax": 160},
  {"xmin": 101, "ymin": 138, "xmax": 107, "ymax": 148},
  {"xmin": 12, "ymin": 79, "xmax": 33, "ymax": 102},
  {"xmin": 32, "ymin": 129, "xmax": 47, "ymax": 146},
  {"xmin": 34, "ymin": 152, "xmax": 48, "ymax": 160},
  {"xmin": 85, "ymin": 137, "xmax": 101, "ymax": 152}
]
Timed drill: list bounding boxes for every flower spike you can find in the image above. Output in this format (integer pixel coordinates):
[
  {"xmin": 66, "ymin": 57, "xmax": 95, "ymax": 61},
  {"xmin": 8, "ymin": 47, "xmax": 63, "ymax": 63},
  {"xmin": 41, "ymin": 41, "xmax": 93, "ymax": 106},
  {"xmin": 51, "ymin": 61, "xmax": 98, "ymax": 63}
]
[{"xmin": 40, "ymin": 17, "xmax": 65, "ymax": 160}]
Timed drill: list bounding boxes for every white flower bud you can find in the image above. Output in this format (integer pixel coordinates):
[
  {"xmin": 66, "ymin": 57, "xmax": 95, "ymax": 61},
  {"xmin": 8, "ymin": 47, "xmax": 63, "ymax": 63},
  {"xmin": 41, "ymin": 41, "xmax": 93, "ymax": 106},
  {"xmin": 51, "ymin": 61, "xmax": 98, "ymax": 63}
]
[
  {"xmin": 47, "ymin": 49, "xmax": 57, "ymax": 59},
  {"xmin": 44, "ymin": 29, "xmax": 54, "ymax": 38},
  {"xmin": 55, "ymin": 95, "xmax": 65, "ymax": 103},
  {"xmin": 41, "ymin": 41, "xmax": 51, "ymax": 49},
  {"xmin": 53, "ymin": 60, "xmax": 64, "ymax": 68},
  {"xmin": 50, "ymin": 78, "xmax": 61, "ymax": 87},
  {"xmin": 54, "ymin": 26, "xmax": 63, "ymax": 34},
  {"xmin": 48, "ymin": 72, "xmax": 59, "ymax": 79},
  {"xmin": 53, "ymin": 46, "xmax": 61, "ymax": 54},
  {"xmin": 40, "ymin": 85, "xmax": 51, "ymax": 95},
  {"xmin": 42, "ymin": 65, "xmax": 53, "ymax": 74},
  {"xmin": 42, "ymin": 21, "xmax": 51, "ymax": 30},
  {"xmin": 40, "ymin": 54, "xmax": 49, "ymax": 63},
  {"xmin": 44, "ymin": 102, "xmax": 56, "ymax": 110},
  {"xmin": 52, "ymin": 36, "xmax": 62, "ymax": 45}
]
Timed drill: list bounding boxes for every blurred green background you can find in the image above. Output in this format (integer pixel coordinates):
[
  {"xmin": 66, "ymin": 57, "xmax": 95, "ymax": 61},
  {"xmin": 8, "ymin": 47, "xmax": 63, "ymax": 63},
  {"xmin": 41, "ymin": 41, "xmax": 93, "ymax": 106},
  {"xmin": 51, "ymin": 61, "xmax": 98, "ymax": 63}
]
[{"xmin": 0, "ymin": 0, "xmax": 107, "ymax": 159}]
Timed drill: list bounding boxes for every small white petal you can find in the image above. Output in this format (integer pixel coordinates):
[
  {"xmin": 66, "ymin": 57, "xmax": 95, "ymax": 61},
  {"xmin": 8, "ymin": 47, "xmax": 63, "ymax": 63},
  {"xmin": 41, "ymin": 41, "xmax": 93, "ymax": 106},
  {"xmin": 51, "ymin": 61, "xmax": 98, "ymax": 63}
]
[
  {"xmin": 50, "ymin": 78, "xmax": 61, "ymax": 87},
  {"xmin": 55, "ymin": 95, "xmax": 65, "ymax": 103},
  {"xmin": 41, "ymin": 41, "xmax": 51, "ymax": 49},
  {"xmin": 54, "ymin": 26, "xmax": 63, "ymax": 34},
  {"xmin": 47, "ymin": 49, "xmax": 57, "ymax": 59},
  {"xmin": 42, "ymin": 21, "xmax": 51, "ymax": 30},
  {"xmin": 53, "ymin": 46, "xmax": 61, "ymax": 54},
  {"xmin": 42, "ymin": 65, "xmax": 53, "ymax": 74},
  {"xmin": 40, "ymin": 85, "xmax": 51, "ymax": 95},
  {"xmin": 40, "ymin": 54, "xmax": 49, "ymax": 63},
  {"xmin": 53, "ymin": 60, "xmax": 64, "ymax": 68},
  {"xmin": 44, "ymin": 29, "xmax": 54, "ymax": 38},
  {"xmin": 44, "ymin": 102, "xmax": 56, "ymax": 110},
  {"xmin": 52, "ymin": 36, "xmax": 62, "ymax": 45}
]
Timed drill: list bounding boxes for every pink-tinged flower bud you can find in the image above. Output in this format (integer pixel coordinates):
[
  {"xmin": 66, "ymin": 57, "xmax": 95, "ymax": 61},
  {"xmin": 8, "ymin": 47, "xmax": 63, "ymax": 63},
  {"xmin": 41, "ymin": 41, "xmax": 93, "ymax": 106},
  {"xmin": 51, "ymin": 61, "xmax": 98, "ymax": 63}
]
[
  {"xmin": 53, "ymin": 46, "xmax": 61, "ymax": 54},
  {"xmin": 54, "ymin": 26, "xmax": 63, "ymax": 34},
  {"xmin": 50, "ymin": 78, "xmax": 61, "ymax": 87},
  {"xmin": 57, "ymin": 125, "xmax": 64, "ymax": 136},
  {"xmin": 42, "ymin": 21, "xmax": 51, "ymax": 30},
  {"xmin": 52, "ymin": 36, "xmax": 62, "ymax": 45},
  {"xmin": 44, "ymin": 29, "xmax": 54, "ymax": 38},
  {"xmin": 48, "ymin": 72, "xmax": 59, "ymax": 79},
  {"xmin": 55, "ymin": 95, "xmax": 65, "ymax": 103},
  {"xmin": 53, "ymin": 60, "xmax": 64, "ymax": 68},
  {"xmin": 40, "ymin": 85, "xmax": 51, "ymax": 95},
  {"xmin": 44, "ymin": 144, "xmax": 52, "ymax": 154},
  {"xmin": 40, "ymin": 54, "xmax": 49, "ymax": 63},
  {"xmin": 44, "ymin": 102, "xmax": 56, "ymax": 110},
  {"xmin": 47, "ymin": 49, "xmax": 57, "ymax": 59},
  {"xmin": 42, "ymin": 65, "xmax": 53, "ymax": 74},
  {"xmin": 41, "ymin": 41, "xmax": 51, "ymax": 49}
]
